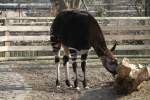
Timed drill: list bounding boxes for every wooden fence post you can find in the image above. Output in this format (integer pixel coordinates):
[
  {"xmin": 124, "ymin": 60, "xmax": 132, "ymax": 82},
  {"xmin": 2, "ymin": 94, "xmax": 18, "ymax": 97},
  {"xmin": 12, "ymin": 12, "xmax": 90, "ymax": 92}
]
[
  {"xmin": 5, "ymin": 32, "xmax": 11, "ymax": 58},
  {"xmin": 144, "ymin": 19, "xmax": 150, "ymax": 55},
  {"xmin": 4, "ymin": 18, "xmax": 10, "ymax": 58}
]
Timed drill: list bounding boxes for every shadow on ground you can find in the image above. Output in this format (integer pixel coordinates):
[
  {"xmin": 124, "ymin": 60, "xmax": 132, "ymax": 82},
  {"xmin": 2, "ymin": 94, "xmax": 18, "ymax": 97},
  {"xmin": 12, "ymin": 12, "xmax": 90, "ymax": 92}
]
[{"xmin": 78, "ymin": 86, "xmax": 124, "ymax": 100}]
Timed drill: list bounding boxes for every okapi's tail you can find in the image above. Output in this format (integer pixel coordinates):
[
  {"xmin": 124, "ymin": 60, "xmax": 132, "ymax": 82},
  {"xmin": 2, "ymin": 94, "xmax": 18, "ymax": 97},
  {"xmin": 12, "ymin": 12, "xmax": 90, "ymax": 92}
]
[{"xmin": 50, "ymin": 18, "xmax": 61, "ymax": 52}]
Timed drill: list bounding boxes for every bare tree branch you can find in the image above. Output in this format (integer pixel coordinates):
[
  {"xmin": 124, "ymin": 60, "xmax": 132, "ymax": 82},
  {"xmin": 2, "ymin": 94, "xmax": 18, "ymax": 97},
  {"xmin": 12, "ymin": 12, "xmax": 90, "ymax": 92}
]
[
  {"xmin": 129, "ymin": 0, "xmax": 144, "ymax": 16},
  {"xmin": 64, "ymin": 0, "xmax": 81, "ymax": 9},
  {"xmin": 81, "ymin": 0, "xmax": 88, "ymax": 11},
  {"xmin": 145, "ymin": 0, "xmax": 150, "ymax": 16}
]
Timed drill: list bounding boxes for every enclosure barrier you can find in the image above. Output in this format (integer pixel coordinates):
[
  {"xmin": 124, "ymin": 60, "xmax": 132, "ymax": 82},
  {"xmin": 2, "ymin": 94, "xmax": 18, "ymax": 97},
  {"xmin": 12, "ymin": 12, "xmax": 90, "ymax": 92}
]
[{"xmin": 0, "ymin": 17, "xmax": 149, "ymax": 64}]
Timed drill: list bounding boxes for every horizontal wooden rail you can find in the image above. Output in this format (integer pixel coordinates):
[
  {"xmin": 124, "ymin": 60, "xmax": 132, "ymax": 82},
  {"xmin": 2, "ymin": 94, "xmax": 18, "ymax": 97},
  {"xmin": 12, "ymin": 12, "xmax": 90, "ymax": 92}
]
[
  {"xmin": 1, "ymin": 3, "xmax": 135, "ymax": 9},
  {"xmin": 0, "ymin": 36, "xmax": 50, "ymax": 42},
  {"xmin": 104, "ymin": 35, "xmax": 150, "ymax": 41},
  {"xmin": 11, "ymin": 22, "xmax": 52, "ymax": 25},
  {"xmin": 1, "ymin": 17, "xmax": 150, "ymax": 20},
  {"xmin": 0, "ymin": 45, "xmax": 149, "ymax": 52},
  {"xmin": 0, "ymin": 46, "xmax": 51, "ymax": 52},
  {"xmin": 106, "ymin": 10, "xmax": 145, "ymax": 13},
  {"xmin": 101, "ymin": 25, "xmax": 150, "ymax": 31},
  {"xmin": 0, "ymin": 25, "xmax": 150, "ymax": 32},
  {"xmin": 0, "ymin": 17, "xmax": 54, "ymax": 20},
  {"xmin": 0, "ymin": 26, "xmax": 49, "ymax": 32},
  {"xmin": 1, "ymin": 55, "xmax": 150, "ymax": 61},
  {"xmin": 97, "ymin": 17, "xmax": 150, "ymax": 20},
  {"xmin": 0, "ymin": 3, "xmax": 51, "ymax": 9},
  {"xmin": 108, "ymin": 45, "xmax": 150, "ymax": 50},
  {"xmin": 0, "ymin": 55, "xmax": 149, "ymax": 63},
  {"xmin": 0, "ymin": 35, "xmax": 149, "ymax": 42}
]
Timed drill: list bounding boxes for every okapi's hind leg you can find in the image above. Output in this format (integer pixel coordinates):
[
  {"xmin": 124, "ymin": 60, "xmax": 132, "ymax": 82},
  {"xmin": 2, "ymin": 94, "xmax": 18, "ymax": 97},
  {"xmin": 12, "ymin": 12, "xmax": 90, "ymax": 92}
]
[
  {"xmin": 50, "ymin": 36, "xmax": 61, "ymax": 88},
  {"xmin": 81, "ymin": 53, "xmax": 89, "ymax": 89},
  {"xmin": 70, "ymin": 49, "xmax": 80, "ymax": 90},
  {"xmin": 63, "ymin": 47, "xmax": 72, "ymax": 87},
  {"xmin": 55, "ymin": 51, "xmax": 61, "ymax": 88}
]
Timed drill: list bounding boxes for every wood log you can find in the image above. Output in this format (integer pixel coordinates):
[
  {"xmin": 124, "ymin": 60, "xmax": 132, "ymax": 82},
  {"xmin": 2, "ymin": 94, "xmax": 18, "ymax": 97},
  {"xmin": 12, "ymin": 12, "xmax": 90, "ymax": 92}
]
[{"xmin": 114, "ymin": 58, "xmax": 149, "ymax": 94}]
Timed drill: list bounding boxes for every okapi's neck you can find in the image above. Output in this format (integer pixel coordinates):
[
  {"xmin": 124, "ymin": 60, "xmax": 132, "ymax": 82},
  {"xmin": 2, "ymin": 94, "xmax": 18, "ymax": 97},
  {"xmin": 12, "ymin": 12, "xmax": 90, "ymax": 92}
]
[
  {"xmin": 88, "ymin": 14, "xmax": 109, "ymax": 57},
  {"xmin": 91, "ymin": 27, "xmax": 108, "ymax": 57},
  {"xmin": 92, "ymin": 38, "xmax": 108, "ymax": 57}
]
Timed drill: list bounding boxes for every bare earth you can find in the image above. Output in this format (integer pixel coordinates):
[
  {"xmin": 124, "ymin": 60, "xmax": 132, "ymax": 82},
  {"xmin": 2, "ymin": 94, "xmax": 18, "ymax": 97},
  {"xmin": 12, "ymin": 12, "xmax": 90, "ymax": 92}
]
[{"xmin": 0, "ymin": 61, "xmax": 150, "ymax": 100}]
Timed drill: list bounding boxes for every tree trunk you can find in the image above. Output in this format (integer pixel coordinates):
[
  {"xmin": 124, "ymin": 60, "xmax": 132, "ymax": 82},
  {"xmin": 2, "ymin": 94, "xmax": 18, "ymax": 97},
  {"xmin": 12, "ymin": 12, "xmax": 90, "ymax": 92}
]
[
  {"xmin": 50, "ymin": 0, "xmax": 67, "ymax": 16},
  {"xmin": 50, "ymin": 0, "xmax": 82, "ymax": 16},
  {"xmin": 145, "ymin": 0, "xmax": 150, "ymax": 16}
]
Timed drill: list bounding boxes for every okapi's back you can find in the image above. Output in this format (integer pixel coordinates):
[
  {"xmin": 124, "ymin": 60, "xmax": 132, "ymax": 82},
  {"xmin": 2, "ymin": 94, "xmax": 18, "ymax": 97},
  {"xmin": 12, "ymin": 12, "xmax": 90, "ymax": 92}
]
[{"xmin": 50, "ymin": 10, "xmax": 103, "ymax": 50}]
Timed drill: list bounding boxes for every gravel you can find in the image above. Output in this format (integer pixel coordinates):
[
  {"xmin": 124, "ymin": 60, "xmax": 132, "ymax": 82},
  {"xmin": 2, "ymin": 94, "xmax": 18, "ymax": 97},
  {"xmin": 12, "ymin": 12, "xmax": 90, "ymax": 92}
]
[{"xmin": 0, "ymin": 61, "xmax": 150, "ymax": 100}]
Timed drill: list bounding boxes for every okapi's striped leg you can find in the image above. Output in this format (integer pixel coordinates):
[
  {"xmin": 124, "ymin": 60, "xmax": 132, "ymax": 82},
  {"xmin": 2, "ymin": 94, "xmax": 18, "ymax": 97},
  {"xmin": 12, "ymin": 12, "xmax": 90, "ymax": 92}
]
[
  {"xmin": 81, "ymin": 53, "xmax": 89, "ymax": 89},
  {"xmin": 55, "ymin": 51, "xmax": 61, "ymax": 88},
  {"xmin": 63, "ymin": 47, "xmax": 72, "ymax": 87},
  {"xmin": 50, "ymin": 36, "xmax": 61, "ymax": 88},
  {"xmin": 70, "ymin": 49, "xmax": 79, "ymax": 90}
]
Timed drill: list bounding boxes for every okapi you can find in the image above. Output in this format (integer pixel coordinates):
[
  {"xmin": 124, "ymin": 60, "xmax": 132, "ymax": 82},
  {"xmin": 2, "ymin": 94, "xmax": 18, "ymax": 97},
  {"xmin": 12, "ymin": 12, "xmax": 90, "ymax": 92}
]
[{"xmin": 50, "ymin": 10, "xmax": 118, "ymax": 90}]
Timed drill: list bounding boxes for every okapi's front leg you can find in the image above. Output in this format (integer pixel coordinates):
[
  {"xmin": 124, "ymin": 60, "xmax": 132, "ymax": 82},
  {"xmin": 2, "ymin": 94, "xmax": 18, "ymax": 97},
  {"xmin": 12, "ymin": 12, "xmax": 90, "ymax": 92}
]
[
  {"xmin": 63, "ymin": 47, "xmax": 72, "ymax": 87},
  {"xmin": 70, "ymin": 49, "xmax": 79, "ymax": 90},
  {"xmin": 81, "ymin": 53, "xmax": 89, "ymax": 89}
]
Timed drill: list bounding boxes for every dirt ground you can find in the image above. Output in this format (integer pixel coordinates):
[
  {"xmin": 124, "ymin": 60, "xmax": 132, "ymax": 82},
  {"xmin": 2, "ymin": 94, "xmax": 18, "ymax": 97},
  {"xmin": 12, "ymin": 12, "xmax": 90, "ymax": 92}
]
[{"xmin": 0, "ymin": 61, "xmax": 150, "ymax": 100}]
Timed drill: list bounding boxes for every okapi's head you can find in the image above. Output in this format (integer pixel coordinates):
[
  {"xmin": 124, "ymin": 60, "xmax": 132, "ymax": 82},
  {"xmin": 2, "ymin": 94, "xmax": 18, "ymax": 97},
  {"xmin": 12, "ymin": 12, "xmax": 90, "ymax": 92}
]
[{"xmin": 101, "ymin": 42, "xmax": 118, "ymax": 76}]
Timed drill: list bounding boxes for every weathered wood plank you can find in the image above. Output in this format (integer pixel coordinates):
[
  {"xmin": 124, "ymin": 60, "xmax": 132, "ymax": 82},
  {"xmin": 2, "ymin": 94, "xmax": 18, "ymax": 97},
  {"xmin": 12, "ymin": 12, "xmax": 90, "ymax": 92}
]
[
  {"xmin": 0, "ymin": 56, "xmax": 149, "ymax": 63},
  {"xmin": 107, "ymin": 45, "xmax": 150, "ymax": 50},
  {"xmin": 101, "ymin": 25, "xmax": 150, "ymax": 31},
  {"xmin": 86, "ymin": 55, "xmax": 150, "ymax": 59},
  {"xmin": 0, "ymin": 46, "xmax": 52, "ymax": 52},
  {"xmin": 104, "ymin": 35, "xmax": 150, "ymax": 41},
  {"xmin": 0, "ymin": 35, "xmax": 149, "ymax": 42},
  {"xmin": 11, "ymin": 22, "xmax": 52, "ymax": 25},
  {"xmin": 0, "ymin": 45, "xmax": 149, "ymax": 52},
  {"xmin": 0, "ymin": 36, "xmax": 50, "ymax": 42},
  {"xmin": 0, "ymin": 25, "xmax": 150, "ymax": 32},
  {"xmin": 0, "ymin": 26, "xmax": 50, "ymax": 32},
  {"xmin": 1, "ymin": 17, "xmax": 150, "ymax": 20},
  {"xmin": 0, "ymin": 17, "xmax": 54, "ymax": 20},
  {"xmin": 4, "ymin": 31, "xmax": 10, "ymax": 57},
  {"xmin": 106, "ymin": 10, "xmax": 145, "ymax": 13}
]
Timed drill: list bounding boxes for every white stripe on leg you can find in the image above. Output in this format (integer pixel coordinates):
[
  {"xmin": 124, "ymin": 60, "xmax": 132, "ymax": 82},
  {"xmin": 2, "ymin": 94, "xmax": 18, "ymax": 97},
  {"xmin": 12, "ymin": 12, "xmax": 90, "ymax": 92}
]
[
  {"xmin": 65, "ymin": 62, "xmax": 70, "ymax": 81},
  {"xmin": 56, "ymin": 62, "xmax": 61, "ymax": 82},
  {"xmin": 55, "ymin": 51, "xmax": 61, "ymax": 87}
]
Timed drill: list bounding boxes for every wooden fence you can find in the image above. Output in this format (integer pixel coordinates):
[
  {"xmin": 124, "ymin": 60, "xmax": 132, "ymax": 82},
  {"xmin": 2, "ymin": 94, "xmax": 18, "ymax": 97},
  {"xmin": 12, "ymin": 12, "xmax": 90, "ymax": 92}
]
[{"xmin": 0, "ymin": 17, "xmax": 149, "ymax": 64}]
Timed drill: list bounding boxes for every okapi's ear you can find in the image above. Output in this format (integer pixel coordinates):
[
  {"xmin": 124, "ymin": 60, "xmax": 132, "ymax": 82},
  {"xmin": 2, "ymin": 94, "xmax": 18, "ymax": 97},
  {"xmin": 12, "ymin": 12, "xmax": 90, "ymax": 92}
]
[{"xmin": 110, "ymin": 41, "xmax": 118, "ymax": 52}]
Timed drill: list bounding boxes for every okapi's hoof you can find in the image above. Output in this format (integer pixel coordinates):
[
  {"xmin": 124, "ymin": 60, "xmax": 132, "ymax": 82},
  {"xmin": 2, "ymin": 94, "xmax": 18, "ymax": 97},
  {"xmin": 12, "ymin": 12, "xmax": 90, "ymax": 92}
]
[
  {"xmin": 84, "ymin": 86, "xmax": 90, "ymax": 89},
  {"xmin": 65, "ymin": 80, "xmax": 73, "ymax": 88},
  {"xmin": 56, "ymin": 85, "xmax": 61, "ymax": 88},
  {"xmin": 82, "ymin": 80, "xmax": 88, "ymax": 89},
  {"xmin": 75, "ymin": 87, "xmax": 80, "ymax": 91},
  {"xmin": 56, "ymin": 80, "xmax": 60, "ymax": 88}
]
